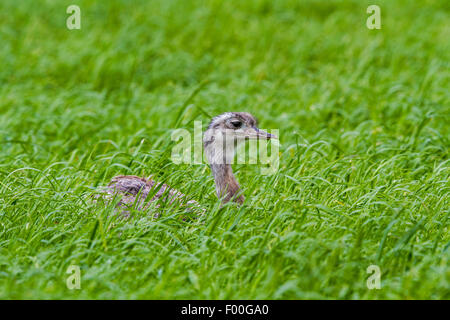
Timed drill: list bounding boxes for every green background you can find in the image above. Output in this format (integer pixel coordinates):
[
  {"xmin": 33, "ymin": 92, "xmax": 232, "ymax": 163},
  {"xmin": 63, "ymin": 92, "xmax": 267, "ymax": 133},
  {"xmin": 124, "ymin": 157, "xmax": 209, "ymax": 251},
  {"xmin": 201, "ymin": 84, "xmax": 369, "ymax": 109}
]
[{"xmin": 0, "ymin": 0, "xmax": 448, "ymax": 299}]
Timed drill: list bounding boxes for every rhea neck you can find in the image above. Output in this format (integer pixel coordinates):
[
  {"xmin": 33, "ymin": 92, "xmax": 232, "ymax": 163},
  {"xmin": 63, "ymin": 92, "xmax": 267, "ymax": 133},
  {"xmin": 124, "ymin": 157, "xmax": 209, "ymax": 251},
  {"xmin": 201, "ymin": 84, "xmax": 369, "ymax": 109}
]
[{"xmin": 203, "ymin": 131, "xmax": 245, "ymax": 204}]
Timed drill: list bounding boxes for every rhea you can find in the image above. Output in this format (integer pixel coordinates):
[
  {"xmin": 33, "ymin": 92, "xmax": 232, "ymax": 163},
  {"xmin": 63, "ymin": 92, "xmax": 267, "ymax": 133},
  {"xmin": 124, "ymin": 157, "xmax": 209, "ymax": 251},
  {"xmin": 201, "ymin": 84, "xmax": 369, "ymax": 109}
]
[{"xmin": 99, "ymin": 112, "xmax": 275, "ymax": 212}]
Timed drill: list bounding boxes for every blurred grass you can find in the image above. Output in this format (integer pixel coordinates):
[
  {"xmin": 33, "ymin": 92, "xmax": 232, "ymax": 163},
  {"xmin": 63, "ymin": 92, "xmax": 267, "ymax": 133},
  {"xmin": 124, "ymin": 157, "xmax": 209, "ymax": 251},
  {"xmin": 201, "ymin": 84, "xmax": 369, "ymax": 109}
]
[{"xmin": 0, "ymin": 0, "xmax": 449, "ymax": 299}]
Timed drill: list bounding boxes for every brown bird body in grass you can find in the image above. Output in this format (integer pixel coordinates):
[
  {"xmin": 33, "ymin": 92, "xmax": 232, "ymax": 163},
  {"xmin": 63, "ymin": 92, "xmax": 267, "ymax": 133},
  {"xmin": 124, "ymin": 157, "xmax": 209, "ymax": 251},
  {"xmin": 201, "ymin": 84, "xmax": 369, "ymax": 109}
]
[{"xmin": 97, "ymin": 112, "xmax": 275, "ymax": 213}]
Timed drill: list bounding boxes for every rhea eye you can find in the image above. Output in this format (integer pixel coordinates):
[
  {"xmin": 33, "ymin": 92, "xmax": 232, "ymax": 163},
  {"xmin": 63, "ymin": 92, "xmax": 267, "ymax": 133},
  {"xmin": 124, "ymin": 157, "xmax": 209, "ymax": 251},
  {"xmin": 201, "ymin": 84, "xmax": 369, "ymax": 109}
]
[{"xmin": 231, "ymin": 121, "xmax": 242, "ymax": 129}]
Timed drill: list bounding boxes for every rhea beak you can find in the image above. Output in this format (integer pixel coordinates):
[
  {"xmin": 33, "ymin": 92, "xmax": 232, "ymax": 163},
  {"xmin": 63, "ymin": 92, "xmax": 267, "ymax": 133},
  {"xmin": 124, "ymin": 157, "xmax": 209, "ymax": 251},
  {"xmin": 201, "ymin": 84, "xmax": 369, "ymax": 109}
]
[{"xmin": 245, "ymin": 127, "xmax": 277, "ymax": 140}]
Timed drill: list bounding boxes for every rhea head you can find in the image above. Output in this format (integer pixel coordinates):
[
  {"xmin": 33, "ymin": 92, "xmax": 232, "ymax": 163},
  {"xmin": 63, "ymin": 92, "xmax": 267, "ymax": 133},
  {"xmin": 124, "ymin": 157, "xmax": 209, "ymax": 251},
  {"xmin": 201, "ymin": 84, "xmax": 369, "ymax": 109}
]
[{"xmin": 203, "ymin": 112, "xmax": 276, "ymax": 204}]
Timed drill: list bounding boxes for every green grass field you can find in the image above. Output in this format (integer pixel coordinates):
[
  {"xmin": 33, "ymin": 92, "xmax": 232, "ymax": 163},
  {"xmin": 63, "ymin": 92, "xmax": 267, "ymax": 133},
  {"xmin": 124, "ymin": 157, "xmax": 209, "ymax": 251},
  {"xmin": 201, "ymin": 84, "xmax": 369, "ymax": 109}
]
[{"xmin": 0, "ymin": 0, "xmax": 449, "ymax": 299}]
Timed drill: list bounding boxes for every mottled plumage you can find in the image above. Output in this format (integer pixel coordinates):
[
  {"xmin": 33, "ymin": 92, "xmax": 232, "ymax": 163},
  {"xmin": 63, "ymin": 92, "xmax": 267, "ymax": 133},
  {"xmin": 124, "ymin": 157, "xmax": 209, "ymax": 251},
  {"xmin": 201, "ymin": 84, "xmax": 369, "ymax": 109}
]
[{"xmin": 95, "ymin": 175, "xmax": 202, "ymax": 216}]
